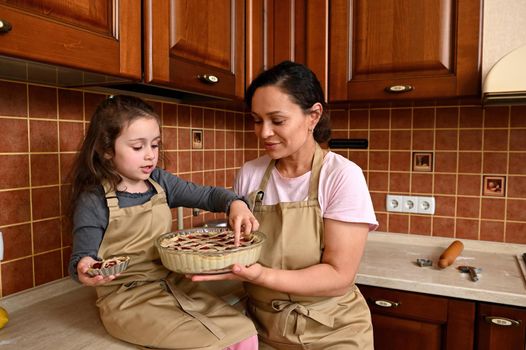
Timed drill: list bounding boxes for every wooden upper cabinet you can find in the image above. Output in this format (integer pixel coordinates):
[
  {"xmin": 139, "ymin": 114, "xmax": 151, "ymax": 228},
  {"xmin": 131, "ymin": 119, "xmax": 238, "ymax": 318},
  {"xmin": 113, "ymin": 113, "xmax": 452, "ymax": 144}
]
[
  {"xmin": 144, "ymin": 0, "xmax": 245, "ymax": 100},
  {"xmin": 246, "ymin": 0, "xmax": 328, "ymax": 99},
  {"xmin": 329, "ymin": 0, "xmax": 481, "ymax": 102},
  {"xmin": 0, "ymin": 0, "xmax": 141, "ymax": 79}
]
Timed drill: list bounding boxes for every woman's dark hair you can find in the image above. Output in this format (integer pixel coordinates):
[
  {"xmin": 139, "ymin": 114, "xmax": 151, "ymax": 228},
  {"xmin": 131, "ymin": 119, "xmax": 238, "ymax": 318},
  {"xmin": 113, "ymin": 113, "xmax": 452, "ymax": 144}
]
[
  {"xmin": 245, "ymin": 60, "xmax": 331, "ymax": 142},
  {"xmin": 69, "ymin": 95, "xmax": 160, "ymax": 213}
]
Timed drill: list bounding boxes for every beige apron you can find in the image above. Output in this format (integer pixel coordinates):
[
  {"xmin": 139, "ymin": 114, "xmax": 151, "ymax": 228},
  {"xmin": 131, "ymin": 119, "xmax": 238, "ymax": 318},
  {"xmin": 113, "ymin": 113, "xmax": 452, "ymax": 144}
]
[
  {"xmin": 245, "ymin": 145, "xmax": 373, "ymax": 350},
  {"xmin": 94, "ymin": 179, "xmax": 256, "ymax": 349}
]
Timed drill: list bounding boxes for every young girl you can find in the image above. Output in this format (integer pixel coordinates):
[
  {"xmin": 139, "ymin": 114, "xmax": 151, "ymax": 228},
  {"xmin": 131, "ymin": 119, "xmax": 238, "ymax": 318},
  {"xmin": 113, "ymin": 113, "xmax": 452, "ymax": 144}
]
[{"xmin": 68, "ymin": 95, "xmax": 258, "ymax": 349}]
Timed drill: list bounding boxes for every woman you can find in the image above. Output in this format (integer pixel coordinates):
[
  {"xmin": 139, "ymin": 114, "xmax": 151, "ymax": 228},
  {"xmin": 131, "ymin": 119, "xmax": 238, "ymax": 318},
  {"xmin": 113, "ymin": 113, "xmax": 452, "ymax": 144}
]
[{"xmin": 193, "ymin": 61, "xmax": 378, "ymax": 349}]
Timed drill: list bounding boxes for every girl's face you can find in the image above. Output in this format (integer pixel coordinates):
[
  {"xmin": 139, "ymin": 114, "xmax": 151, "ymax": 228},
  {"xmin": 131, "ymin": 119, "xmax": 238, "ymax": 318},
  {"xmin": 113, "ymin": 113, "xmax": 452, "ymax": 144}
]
[
  {"xmin": 111, "ymin": 116, "xmax": 160, "ymax": 192},
  {"xmin": 251, "ymin": 85, "xmax": 320, "ymax": 160}
]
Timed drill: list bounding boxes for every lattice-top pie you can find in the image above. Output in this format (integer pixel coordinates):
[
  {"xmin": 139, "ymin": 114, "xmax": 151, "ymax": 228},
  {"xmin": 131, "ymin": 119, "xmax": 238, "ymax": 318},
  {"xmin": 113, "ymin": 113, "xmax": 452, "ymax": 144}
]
[
  {"xmin": 156, "ymin": 228, "xmax": 266, "ymax": 274},
  {"xmin": 159, "ymin": 228, "xmax": 257, "ymax": 252}
]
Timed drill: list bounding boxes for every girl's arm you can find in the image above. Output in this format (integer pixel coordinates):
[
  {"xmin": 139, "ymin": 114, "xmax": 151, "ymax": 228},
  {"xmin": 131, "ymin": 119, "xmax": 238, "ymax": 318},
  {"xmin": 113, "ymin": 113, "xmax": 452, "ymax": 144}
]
[
  {"xmin": 69, "ymin": 190, "xmax": 107, "ymax": 283},
  {"xmin": 192, "ymin": 219, "xmax": 369, "ymax": 297}
]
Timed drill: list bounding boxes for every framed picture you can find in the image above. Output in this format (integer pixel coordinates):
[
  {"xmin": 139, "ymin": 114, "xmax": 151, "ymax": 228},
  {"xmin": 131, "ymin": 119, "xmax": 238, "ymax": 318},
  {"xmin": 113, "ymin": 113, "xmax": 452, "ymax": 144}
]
[
  {"xmin": 413, "ymin": 152, "xmax": 433, "ymax": 172},
  {"xmin": 483, "ymin": 175, "xmax": 506, "ymax": 197},
  {"xmin": 192, "ymin": 129, "xmax": 203, "ymax": 149}
]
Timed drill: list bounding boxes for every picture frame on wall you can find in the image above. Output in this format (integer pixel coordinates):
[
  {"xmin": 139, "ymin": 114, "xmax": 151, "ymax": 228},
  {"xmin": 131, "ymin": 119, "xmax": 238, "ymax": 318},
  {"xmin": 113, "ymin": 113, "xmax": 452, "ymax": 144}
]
[
  {"xmin": 413, "ymin": 152, "xmax": 433, "ymax": 172},
  {"xmin": 483, "ymin": 175, "xmax": 506, "ymax": 197},
  {"xmin": 192, "ymin": 129, "xmax": 203, "ymax": 149}
]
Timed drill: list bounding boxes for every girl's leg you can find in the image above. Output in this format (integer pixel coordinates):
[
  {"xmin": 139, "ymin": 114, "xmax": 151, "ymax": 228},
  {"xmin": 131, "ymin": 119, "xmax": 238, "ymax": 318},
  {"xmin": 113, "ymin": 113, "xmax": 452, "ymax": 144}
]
[{"xmin": 224, "ymin": 335, "xmax": 259, "ymax": 350}]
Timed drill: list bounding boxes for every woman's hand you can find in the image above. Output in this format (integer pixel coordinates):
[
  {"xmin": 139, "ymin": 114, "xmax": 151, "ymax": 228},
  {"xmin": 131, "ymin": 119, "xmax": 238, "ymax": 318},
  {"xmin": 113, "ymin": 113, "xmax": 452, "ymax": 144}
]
[
  {"xmin": 77, "ymin": 256, "xmax": 119, "ymax": 286},
  {"xmin": 190, "ymin": 263, "xmax": 265, "ymax": 283},
  {"xmin": 228, "ymin": 199, "xmax": 259, "ymax": 246}
]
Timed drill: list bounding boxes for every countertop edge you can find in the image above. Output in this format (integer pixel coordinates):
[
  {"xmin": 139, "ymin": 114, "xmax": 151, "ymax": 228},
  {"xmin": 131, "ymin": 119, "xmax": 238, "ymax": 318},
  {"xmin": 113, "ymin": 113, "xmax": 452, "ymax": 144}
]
[{"xmin": 356, "ymin": 274, "xmax": 526, "ymax": 307}]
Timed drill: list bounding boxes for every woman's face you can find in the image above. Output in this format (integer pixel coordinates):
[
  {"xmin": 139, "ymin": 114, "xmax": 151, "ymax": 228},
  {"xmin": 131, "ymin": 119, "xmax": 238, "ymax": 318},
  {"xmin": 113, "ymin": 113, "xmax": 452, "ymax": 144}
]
[
  {"xmin": 251, "ymin": 85, "xmax": 319, "ymax": 160},
  {"xmin": 110, "ymin": 116, "xmax": 160, "ymax": 191}
]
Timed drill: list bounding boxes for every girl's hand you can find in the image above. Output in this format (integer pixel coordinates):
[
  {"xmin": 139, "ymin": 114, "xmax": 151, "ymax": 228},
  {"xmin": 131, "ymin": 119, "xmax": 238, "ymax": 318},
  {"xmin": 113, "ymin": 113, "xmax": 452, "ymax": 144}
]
[
  {"xmin": 228, "ymin": 200, "xmax": 259, "ymax": 246},
  {"xmin": 77, "ymin": 256, "xmax": 119, "ymax": 287}
]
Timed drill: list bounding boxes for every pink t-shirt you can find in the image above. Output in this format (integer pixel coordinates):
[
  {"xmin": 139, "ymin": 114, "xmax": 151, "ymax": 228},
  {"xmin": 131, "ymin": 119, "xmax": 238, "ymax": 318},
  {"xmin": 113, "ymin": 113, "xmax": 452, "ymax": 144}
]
[{"xmin": 234, "ymin": 152, "xmax": 379, "ymax": 231}]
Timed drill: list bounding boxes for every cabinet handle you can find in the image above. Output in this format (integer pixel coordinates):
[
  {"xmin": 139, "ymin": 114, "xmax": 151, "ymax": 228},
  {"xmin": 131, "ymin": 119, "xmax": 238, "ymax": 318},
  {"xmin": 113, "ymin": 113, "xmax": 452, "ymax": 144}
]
[
  {"xmin": 385, "ymin": 85, "xmax": 413, "ymax": 93},
  {"xmin": 197, "ymin": 74, "xmax": 219, "ymax": 84},
  {"xmin": 484, "ymin": 316, "xmax": 521, "ymax": 327},
  {"xmin": 372, "ymin": 299, "xmax": 400, "ymax": 308},
  {"xmin": 0, "ymin": 19, "xmax": 13, "ymax": 33}
]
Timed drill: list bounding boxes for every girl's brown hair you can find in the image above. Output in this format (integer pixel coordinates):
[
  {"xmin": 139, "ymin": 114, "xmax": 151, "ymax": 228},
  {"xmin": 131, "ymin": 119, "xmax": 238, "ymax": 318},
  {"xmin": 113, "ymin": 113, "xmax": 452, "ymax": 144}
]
[{"xmin": 69, "ymin": 95, "xmax": 160, "ymax": 213}]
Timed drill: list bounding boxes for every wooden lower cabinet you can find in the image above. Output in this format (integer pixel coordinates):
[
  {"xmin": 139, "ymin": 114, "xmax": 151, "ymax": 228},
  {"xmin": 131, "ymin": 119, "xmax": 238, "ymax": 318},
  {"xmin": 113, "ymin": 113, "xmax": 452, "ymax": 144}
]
[
  {"xmin": 476, "ymin": 303, "xmax": 526, "ymax": 350},
  {"xmin": 359, "ymin": 285, "xmax": 526, "ymax": 350},
  {"xmin": 359, "ymin": 285, "xmax": 475, "ymax": 350}
]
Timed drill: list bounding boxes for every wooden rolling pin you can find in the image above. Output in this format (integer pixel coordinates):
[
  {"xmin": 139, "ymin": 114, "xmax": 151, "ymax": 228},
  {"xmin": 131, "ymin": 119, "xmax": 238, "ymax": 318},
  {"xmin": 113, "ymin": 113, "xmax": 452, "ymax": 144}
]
[{"xmin": 438, "ymin": 240, "xmax": 464, "ymax": 268}]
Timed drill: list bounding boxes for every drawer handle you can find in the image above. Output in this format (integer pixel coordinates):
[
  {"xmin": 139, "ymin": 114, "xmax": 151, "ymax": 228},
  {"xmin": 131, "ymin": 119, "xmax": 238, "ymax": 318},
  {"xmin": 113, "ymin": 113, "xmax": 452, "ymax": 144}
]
[
  {"xmin": 373, "ymin": 299, "xmax": 400, "ymax": 308},
  {"xmin": 198, "ymin": 74, "xmax": 219, "ymax": 84},
  {"xmin": 484, "ymin": 316, "xmax": 521, "ymax": 327},
  {"xmin": 0, "ymin": 19, "xmax": 13, "ymax": 33},
  {"xmin": 385, "ymin": 85, "xmax": 413, "ymax": 93}
]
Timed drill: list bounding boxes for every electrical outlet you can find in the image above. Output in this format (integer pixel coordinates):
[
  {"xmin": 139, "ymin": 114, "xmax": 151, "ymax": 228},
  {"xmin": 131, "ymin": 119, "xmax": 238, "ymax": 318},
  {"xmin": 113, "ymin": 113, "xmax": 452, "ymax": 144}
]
[
  {"xmin": 402, "ymin": 196, "xmax": 418, "ymax": 213},
  {"xmin": 386, "ymin": 194, "xmax": 436, "ymax": 214},
  {"xmin": 386, "ymin": 195, "xmax": 403, "ymax": 212},
  {"xmin": 417, "ymin": 196, "xmax": 435, "ymax": 215}
]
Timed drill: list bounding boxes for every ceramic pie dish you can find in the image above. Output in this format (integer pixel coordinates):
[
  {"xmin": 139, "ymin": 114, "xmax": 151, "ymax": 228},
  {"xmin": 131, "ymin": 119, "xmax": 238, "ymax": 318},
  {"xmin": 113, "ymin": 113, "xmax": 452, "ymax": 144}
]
[
  {"xmin": 155, "ymin": 228, "xmax": 266, "ymax": 274},
  {"xmin": 87, "ymin": 256, "xmax": 130, "ymax": 277}
]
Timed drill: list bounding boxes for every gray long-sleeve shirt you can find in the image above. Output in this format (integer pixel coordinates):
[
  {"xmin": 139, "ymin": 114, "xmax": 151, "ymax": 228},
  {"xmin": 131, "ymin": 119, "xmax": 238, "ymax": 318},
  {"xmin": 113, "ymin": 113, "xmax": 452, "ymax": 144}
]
[{"xmin": 69, "ymin": 168, "xmax": 241, "ymax": 281}]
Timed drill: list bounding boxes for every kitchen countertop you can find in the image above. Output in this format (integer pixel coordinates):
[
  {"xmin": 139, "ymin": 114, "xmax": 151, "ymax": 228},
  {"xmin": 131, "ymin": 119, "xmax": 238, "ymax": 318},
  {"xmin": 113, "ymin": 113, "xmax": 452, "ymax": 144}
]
[
  {"xmin": 358, "ymin": 231, "xmax": 526, "ymax": 307},
  {"xmin": 1, "ymin": 231, "xmax": 525, "ymax": 349}
]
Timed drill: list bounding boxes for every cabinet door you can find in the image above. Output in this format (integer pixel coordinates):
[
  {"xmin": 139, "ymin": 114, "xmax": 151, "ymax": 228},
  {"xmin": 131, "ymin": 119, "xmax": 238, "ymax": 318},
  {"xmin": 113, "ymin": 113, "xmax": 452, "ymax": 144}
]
[
  {"xmin": 477, "ymin": 303, "xmax": 526, "ymax": 350},
  {"xmin": 359, "ymin": 285, "xmax": 475, "ymax": 350},
  {"xmin": 329, "ymin": 0, "xmax": 481, "ymax": 102},
  {"xmin": 145, "ymin": 0, "xmax": 245, "ymax": 100},
  {"xmin": 246, "ymin": 0, "xmax": 328, "ymax": 98},
  {"xmin": 0, "ymin": 0, "xmax": 141, "ymax": 79}
]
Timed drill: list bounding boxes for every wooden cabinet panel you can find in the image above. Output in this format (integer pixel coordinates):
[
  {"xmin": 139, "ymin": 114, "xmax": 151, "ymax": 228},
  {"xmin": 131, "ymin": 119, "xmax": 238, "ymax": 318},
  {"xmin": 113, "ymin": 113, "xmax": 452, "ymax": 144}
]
[
  {"xmin": 1, "ymin": 0, "xmax": 111, "ymax": 34},
  {"xmin": 372, "ymin": 314, "xmax": 442, "ymax": 350},
  {"xmin": 359, "ymin": 285, "xmax": 475, "ymax": 350},
  {"xmin": 329, "ymin": 0, "xmax": 481, "ymax": 102},
  {"xmin": 477, "ymin": 303, "xmax": 526, "ymax": 350},
  {"xmin": 145, "ymin": 0, "xmax": 245, "ymax": 100},
  {"xmin": 246, "ymin": 0, "xmax": 328, "ymax": 97},
  {"xmin": 0, "ymin": 0, "xmax": 141, "ymax": 79}
]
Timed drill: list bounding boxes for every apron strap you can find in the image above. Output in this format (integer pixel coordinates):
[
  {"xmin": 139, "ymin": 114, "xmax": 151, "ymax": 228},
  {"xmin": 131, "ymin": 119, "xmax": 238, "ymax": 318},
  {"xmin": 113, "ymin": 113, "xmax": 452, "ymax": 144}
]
[
  {"xmin": 271, "ymin": 300, "xmax": 335, "ymax": 336},
  {"xmin": 308, "ymin": 143, "xmax": 325, "ymax": 200},
  {"xmin": 147, "ymin": 178, "xmax": 168, "ymax": 205},
  {"xmin": 163, "ymin": 279, "xmax": 226, "ymax": 340},
  {"xmin": 102, "ymin": 181, "xmax": 120, "ymax": 214}
]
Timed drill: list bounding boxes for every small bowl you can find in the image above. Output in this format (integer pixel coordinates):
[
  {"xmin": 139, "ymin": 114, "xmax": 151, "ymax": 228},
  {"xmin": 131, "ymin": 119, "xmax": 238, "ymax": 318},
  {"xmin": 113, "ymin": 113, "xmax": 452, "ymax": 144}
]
[
  {"xmin": 155, "ymin": 228, "xmax": 266, "ymax": 274},
  {"xmin": 87, "ymin": 256, "xmax": 130, "ymax": 277}
]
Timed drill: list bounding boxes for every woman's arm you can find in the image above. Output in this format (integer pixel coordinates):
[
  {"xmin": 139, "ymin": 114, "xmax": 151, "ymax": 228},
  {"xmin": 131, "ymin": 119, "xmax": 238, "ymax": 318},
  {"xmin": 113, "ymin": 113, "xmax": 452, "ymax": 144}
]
[{"xmin": 192, "ymin": 219, "xmax": 369, "ymax": 297}]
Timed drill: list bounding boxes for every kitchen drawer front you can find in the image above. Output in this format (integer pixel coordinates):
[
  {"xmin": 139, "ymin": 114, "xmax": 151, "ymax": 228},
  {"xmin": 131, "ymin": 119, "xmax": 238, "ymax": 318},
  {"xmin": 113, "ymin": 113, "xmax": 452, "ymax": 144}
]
[{"xmin": 359, "ymin": 285, "xmax": 448, "ymax": 323}]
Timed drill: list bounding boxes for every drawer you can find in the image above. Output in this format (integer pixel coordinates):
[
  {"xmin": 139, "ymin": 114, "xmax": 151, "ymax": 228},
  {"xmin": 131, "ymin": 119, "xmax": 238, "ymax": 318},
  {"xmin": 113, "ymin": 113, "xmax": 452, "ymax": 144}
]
[{"xmin": 358, "ymin": 285, "xmax": 448, "ymax": 323}]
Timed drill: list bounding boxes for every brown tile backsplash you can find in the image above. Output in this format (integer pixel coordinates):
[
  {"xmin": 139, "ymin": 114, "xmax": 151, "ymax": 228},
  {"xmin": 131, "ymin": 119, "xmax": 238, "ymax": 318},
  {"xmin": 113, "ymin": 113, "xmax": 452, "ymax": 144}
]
[
  {"xmin": 330, "ymin": 102, "xmax": 526, "ymax": 248},
  {"xmin": 1, "ymin": 79, "xmax": 526, "ymax": 298},
  {"xmin": 0, "ymin": 80, "xmax": 247, "ymax": 297}
]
